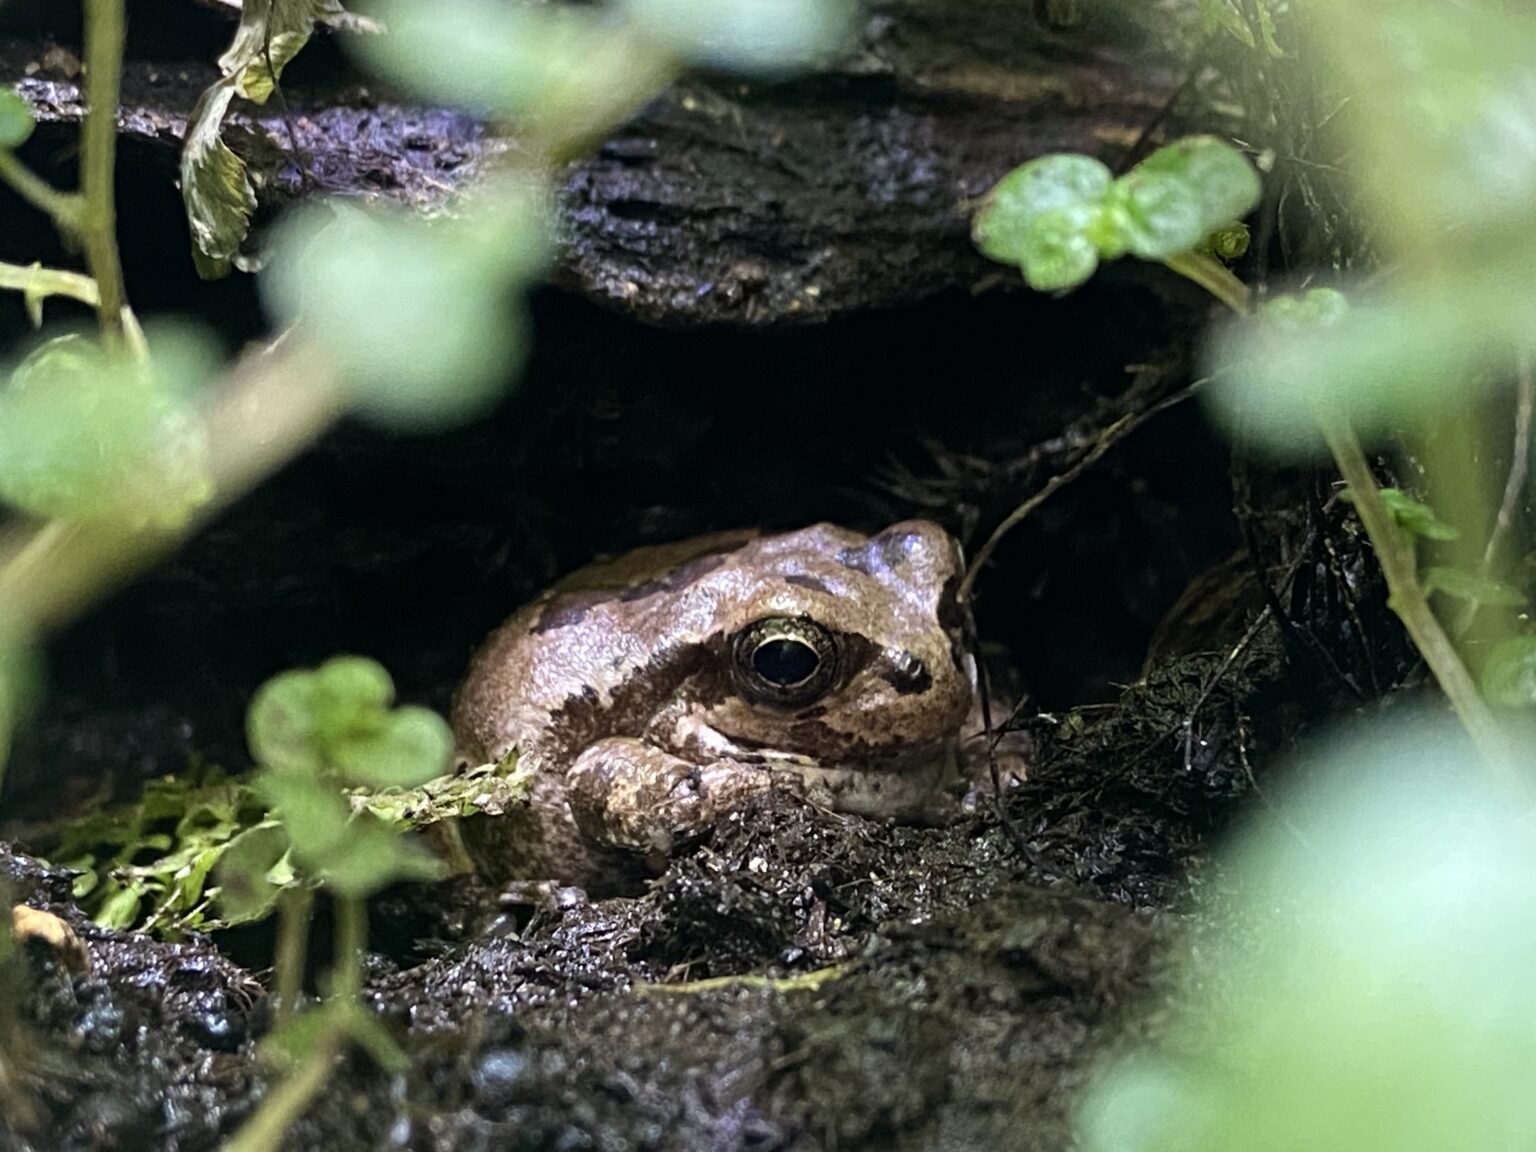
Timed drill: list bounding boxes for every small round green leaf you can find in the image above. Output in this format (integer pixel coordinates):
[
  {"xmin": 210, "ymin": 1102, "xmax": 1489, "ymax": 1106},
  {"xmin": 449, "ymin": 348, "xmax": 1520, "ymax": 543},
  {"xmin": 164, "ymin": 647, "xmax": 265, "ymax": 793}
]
[
  {"xmin": 1108, "ymin": 136, "xmax": 1260, "ymax": 261},
  {"xmin": 333, "ymin": 705, "xmax": 454, "ymax": 790},
  {"xmin": 311, "ymin": 813, "xmax": 446, "ymax": 897},
  {"xmin": 1481, "ymin": 636, "xmax": 1536, "ymax": 707},
  {"xmin": 973, "ymin": 155, "xmax": 1113, "ymax": 292},
  {"xmin": 253, "ymin": 768, "xmax": 352, "ymax": 861},
  {"xmin": 314, "ymin": 655, "xmax": 395, "ymax": 714},
  {"xmin": 0, "ymin": 88, "xmax": 35, "ymax": 148},
  {"xmin": 358, "ymin": 0, "xmax": 617, "ymax": 114},
  {"xmin": 213, "ymin": 823, "xmax": 291, "ymax": 925},
  {"xmin": 247, "ymin": 669, "xmax": 324, "ymax": 774}
]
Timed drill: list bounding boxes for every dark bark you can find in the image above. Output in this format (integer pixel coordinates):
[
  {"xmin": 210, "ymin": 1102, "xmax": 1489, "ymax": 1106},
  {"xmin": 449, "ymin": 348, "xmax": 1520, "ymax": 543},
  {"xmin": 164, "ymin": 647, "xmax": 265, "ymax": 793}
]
[{"xmin": 0, "ymin": 2, "xmax": 1185, "ymax": 325}]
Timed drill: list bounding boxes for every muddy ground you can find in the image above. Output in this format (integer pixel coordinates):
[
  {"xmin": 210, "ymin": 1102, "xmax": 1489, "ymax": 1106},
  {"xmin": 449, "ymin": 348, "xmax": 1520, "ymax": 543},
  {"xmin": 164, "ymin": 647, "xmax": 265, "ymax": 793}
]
[{"xmin": 0, "ymin": 3, "xmax": 1411, "ymax": 1150}]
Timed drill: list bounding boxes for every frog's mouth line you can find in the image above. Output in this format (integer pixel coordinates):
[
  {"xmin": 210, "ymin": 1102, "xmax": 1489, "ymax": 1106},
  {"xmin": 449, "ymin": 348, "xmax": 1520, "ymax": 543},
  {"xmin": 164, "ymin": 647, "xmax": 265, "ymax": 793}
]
[{"xmin": 760, "ymin": 739, "xmax": 964, "ymax": 822}]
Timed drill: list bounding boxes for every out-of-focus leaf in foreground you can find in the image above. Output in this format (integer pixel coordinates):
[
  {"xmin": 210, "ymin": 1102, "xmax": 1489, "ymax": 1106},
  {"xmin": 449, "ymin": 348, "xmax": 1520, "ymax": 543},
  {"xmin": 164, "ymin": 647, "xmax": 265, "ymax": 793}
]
[
  {"xmin": 0, "ymin": 326, "xmax": 217, "ymax": 527},
  {"xmin": 1205, "ymin": 1, "xmax": 1536, "ymax": 452},
  {"xmin": 0, "ymin": 87, "xmax": 36, "ymax": 148},
  {"xmin": 1078, "ymin": 714, "xmax": 1536, "ymax": 1152},
  {"xmin": 624, "ymin": 0, "xmax": 857, "ymax": 72},
  {"xmin": 0, "ymin": 639, "xmax": 40, "ymax": 796},
  {"xmin": 357, "ymin": 0, "xmax": 623, "ymax": 116},
  {"xmin": 262, "ymin": 199, "xmax": 547, "ymax": 430}
]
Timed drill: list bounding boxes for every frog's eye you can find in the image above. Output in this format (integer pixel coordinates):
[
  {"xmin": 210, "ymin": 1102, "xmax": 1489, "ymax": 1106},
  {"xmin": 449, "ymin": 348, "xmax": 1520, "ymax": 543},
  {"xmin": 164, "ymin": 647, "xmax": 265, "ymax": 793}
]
[{"xmin": 731, "ymin": 616, "xmax": 839, "ymax": 707}]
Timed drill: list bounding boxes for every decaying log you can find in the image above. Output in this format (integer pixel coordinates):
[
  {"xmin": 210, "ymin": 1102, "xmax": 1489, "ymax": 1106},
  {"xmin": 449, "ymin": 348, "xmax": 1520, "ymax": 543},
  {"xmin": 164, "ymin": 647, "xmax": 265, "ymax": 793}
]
[{"xmin": 0, "ymin": 2, "xmax": 1185, "ymax": 326}]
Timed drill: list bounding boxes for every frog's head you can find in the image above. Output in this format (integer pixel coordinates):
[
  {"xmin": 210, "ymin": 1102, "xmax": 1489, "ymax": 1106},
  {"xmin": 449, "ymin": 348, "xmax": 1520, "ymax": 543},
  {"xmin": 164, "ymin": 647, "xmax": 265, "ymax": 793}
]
[{"xmin": 678, "ymin": 520, "xmax": 975, "ymax": 815}]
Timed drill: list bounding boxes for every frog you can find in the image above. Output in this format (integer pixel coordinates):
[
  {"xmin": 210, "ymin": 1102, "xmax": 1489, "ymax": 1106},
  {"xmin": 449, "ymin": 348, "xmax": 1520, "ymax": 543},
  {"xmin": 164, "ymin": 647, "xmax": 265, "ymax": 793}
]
[{"xmin": 450, "ymin": 520, "xmax": 980, "ymax": 891}]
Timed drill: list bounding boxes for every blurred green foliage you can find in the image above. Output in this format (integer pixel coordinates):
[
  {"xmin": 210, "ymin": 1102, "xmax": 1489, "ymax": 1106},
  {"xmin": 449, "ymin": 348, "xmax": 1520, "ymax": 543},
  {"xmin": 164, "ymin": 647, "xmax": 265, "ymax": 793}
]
[
  {"xmin": 1078, "ymin": 716, "xmax": 1536, "ymax": 1152},
  {"xmin": 0, "ymin": 89, "xmax": 34, "ymax": 149},
  {"xmin": 1208, "ymin": 1, "xmax": 1536, "ymax": 452},
  {"xmin": 623, "ymin": 0, "xmax": 856, "ymax": 71},
  {"xmin": 261, "ymin": 200, "xmax": 543, "ymax": 429},
  {"xmin": 0, "ymin": 328, "xmax": 216, "ymax": 528}
]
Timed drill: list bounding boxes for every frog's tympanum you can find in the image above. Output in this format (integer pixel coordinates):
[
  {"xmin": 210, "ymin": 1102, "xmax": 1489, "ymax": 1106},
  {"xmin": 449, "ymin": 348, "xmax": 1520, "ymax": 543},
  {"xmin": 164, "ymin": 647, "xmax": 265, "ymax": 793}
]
[{"xmin": 451, "ymin": 521, "xmax": 976, "ymax": 889}]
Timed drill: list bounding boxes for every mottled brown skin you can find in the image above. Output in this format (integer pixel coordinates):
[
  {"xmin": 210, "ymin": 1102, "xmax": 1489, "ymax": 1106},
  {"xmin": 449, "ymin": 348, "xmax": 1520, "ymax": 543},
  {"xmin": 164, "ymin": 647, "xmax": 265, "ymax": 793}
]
[{"xmin": 451, "ymin": 521, "xmax": 975, "ymax": 890}]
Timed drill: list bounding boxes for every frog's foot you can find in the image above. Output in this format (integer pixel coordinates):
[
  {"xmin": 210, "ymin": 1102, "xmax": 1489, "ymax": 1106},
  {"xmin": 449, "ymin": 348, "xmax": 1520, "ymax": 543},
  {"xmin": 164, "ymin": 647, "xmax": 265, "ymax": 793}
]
[
  {"xmin": 9, "ymin": 905, "xmax": 92, "ymax": 975},
  {"xmin": 566, "ymin": 738, "xmax": 797, "ymax": 857}
]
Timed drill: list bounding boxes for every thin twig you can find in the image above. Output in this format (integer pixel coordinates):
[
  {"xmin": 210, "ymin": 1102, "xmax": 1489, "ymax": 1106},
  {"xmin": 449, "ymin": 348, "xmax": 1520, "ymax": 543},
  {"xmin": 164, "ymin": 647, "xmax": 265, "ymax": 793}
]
[
  {"xmin": 958, "ymin": 377, "xmax": 1209, "ymax": 605},
  {"xmin": 1182, "ymin": 606, "xmax": 1271, "ymax": 773}
]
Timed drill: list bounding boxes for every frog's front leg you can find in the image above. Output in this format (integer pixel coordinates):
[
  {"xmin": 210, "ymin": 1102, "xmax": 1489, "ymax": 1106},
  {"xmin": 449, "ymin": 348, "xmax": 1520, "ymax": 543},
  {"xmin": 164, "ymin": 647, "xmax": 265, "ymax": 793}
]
[{"xmin": 565, "ymin": 738, "xmax": 802, "ymax": 857}]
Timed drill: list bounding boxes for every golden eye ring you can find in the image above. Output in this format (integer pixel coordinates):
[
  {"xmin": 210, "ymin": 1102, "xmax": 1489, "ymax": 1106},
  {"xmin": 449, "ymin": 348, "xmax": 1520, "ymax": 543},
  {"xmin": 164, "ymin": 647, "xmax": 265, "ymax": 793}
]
[{"xmin": 730, "ymin": 616, "xmax": 839, "ymax": 707}]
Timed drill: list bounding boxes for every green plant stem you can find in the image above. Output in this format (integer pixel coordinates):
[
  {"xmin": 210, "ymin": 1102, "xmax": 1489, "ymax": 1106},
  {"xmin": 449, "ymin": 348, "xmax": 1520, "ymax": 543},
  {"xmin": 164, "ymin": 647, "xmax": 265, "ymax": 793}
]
[
  {"xmin": 0, "ymin": 152, "xmax": 83, "ymax": 234},
  {"xmin": 1163, "ymin": 249, "xmax": 1253, "ymax": 315},
  {"xmin": 272, "ymin": 886, "xmax": 313, "ymax": 1029},
  {"xmin": 0, "ymin": 260, "xmax": 99, "ymax": 308},
  {"xmin": 219, "ymin": 1035, "xmax": 341, "ymax": 1152},
  {"xmin": 80, "ymin": 0, "xmax": 128, "ymax": 344},
  {"xmin": 330, "ymin": 895, "xmax": 366, "ymax": 1002},
  {"xmin": 1321, "ymin": 415, "xmax": 1521, "ymax": 782},
  {"xmin": 1166, "ymin": 249, "xmax": 1514, "ymax": 777}
]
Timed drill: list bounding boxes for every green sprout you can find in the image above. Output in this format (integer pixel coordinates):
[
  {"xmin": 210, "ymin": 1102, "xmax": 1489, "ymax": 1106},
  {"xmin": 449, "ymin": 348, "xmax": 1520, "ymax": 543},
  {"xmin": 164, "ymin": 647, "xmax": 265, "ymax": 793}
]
[
  {"xmin": 972, "ymin": 136, "xmax": 1260, "ymax": 309},
  {"xmin": 215, "ymin": 656, "xmax": 450, "ymax": 1152}
]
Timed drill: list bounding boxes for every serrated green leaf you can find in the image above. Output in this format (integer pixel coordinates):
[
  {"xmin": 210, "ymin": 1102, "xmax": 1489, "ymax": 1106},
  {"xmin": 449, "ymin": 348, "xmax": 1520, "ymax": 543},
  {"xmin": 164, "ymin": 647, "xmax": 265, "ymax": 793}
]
[
  {"xmin": 1481, "ymin": 636, "xmax": 1536, "ymax": 707},
  {"xmin": 96, "ymin": 883, "xmax": 144, "ymax": 931},
  {"xmin": 1337, "ymin": 487, "xmax": 1461, "ymax": 541},
  {"xmin": 180, "ymin": 78, "xmax": 257, "ymax": 280},
  {"xmin": 0, "ymin": 328, "xmax": 216, "ymax": 527},
  {"xmin": 973, "ymin": 155, "xmax": 1113, "ymax": 292},
  {"xmin": 333, "ymin": 706, "xmax": 453, "ymax": 790},
  {"xmin": 1380, "ymin": 489, "xmax": 1461, "ymax": 541},
  {"xmin": 1421, "ymin": 567, "xmax": 1526, "ymax": 607},
  {"xmin": 0, "ymin": 88, "xmax": 35, "ymax": 148},
  {"xmin": 182, "ymin": 0, "xmax": 338, "ymax": 277}
]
